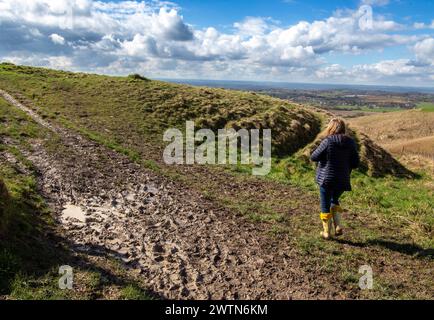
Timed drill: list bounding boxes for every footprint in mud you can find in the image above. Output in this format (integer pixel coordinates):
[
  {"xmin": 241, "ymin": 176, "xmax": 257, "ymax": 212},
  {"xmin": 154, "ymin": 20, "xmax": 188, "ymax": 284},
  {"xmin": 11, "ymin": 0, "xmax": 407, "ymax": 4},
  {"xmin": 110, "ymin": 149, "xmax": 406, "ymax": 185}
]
[{"xmin": 61, "ymin": 204, "xmax": 87, "ymax": 224}]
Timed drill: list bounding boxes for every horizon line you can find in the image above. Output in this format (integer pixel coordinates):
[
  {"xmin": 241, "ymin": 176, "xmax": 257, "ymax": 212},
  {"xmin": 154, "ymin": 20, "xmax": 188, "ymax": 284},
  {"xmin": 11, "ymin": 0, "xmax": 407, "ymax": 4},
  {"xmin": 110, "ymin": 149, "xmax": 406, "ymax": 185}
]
[
  {"xmin": 2, "ymin": 62, "xmax": 434, "ymax": 93},
  {"xmin": 158, "ymin": 77, "xmax": 434, "ymax": 92}
]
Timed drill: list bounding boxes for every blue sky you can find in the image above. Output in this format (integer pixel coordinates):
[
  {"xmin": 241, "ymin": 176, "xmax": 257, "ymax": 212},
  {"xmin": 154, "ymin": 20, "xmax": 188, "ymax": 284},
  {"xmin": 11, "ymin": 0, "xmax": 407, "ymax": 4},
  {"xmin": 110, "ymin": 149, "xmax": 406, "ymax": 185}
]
[
  {"xmin": 0, "ymin": 0, "xmax": 433, "ymax": 86},
  {"xmin": 174, "ymin": 0, "xmax": 433, "ymax": 29}
]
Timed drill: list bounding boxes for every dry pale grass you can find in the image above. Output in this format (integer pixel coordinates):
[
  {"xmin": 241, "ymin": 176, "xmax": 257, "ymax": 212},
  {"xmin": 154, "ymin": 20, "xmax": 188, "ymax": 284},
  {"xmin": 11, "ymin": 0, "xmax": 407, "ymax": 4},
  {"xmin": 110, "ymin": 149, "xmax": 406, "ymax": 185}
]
[
  {"xmin": 349, "ymin": 110, "xmax": 434, "ymax": 173},
  {"xmin": 396, "ymin": 154, "xmax": 434, "ymax": 176},
  {"xmin": 349, "ymin": 109, "xmax": 434, "ymax": 144},
  {"xmin": 387, "ymin": 135, "xmax": 434, "ymax": 158}
]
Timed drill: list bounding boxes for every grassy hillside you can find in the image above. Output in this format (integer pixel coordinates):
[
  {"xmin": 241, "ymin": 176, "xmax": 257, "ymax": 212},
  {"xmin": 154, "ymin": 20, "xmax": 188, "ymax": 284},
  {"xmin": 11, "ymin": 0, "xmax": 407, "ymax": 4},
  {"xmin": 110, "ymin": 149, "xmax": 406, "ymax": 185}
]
[
  {"xmin": 0, "ymin": 63, "xmax": 411, "ymax": 177},
  {"xmin": 0, "ymin": 63, "xmax": 324, "ymax": 158},
  {"xmin": 0, "ymin": 63, "xmax": 433, "ymax": 299},
  {"xmin": 349, "ymin": 109, "xmax": 434, "ymax": 144},
  {"xmin": 349, "ymin": 109, "xmax": 434, "ymax": 172}
]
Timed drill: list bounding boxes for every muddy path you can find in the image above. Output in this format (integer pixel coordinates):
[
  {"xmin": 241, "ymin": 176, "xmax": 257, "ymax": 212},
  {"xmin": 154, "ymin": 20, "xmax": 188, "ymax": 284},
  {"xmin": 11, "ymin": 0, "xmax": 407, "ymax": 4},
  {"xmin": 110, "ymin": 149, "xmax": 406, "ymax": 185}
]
[{"xmin": 0, "ymin": 89, "xmax": 341, "ymax": 299}]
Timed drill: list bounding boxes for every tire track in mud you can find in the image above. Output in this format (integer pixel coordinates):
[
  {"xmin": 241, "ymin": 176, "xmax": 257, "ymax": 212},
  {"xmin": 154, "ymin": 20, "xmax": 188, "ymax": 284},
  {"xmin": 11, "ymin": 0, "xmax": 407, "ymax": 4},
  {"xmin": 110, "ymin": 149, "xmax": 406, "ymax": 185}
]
[{"xmin": 1, "ymin": 89, "xmax": 332, "ymax": 299}]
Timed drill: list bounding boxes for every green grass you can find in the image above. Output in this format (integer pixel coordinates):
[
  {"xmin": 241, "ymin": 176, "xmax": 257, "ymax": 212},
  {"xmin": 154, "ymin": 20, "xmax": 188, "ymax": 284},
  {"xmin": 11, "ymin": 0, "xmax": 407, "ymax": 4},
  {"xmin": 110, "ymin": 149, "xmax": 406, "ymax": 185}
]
[
  {"xmin": 0, "ymin": 97, "xmax": 67, "ymax": 297},
  {"xmin": 255, "ymin": 155, "xmax": 433, "ymax": 248},
  {"xmin": 0, "ymin": 96, "xmax": 50, "ymax": 234},
  {"xmin": 417, "ymin": 102, "xmax": 434, "ymax": 112},
  {"xmin": 119, "ymin": 284, "xmax": 152, "ymax": 300},
  {"xmin": 221, "ymin": 154, "xmax": 433, "ymax": 299}
]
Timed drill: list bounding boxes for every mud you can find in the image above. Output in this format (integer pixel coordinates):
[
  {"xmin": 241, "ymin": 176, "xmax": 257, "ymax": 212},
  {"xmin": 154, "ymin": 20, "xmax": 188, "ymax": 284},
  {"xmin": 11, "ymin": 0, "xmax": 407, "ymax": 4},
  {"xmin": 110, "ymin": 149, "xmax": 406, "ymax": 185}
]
[
  {"xmin": 61, "ymin": 204, "xmax": 87, "ymax": 224},
  {"xmin": 0, "ymin": 90, "xmax": 335, "ymax": 299}
]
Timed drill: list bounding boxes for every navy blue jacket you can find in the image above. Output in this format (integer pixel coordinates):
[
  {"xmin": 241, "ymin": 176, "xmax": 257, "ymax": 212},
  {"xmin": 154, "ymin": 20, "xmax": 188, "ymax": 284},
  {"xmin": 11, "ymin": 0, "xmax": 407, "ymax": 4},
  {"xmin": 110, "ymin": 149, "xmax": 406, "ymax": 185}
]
[{"xmin": 310, "ymin": 134, "xmax": 360, "ymax": 191}]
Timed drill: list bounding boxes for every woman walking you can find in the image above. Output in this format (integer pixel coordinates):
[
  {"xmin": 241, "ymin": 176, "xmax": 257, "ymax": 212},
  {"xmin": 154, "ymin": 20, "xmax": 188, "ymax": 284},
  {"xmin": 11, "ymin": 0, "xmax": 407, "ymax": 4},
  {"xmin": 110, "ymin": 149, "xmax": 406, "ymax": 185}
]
[{"xmin": 311, "ymin": 118, "xmax": 360, "ymax": 240}]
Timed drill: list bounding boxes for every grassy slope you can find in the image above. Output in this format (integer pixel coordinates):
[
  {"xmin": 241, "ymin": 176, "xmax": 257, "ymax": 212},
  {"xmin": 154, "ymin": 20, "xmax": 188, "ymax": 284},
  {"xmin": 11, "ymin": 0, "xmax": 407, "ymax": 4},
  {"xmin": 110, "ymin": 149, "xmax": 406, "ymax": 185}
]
[
  {"xmin": 0, "ymin": 97, "xmax": 151, "ymax": 299},
  {"xmin": 349, "ymin": 109, "xmax": 434, "ymax": 167},
  {"xmin": 349, "ymin": 109, "xmax": 434, "ymax": 144},
  {"xmin": 0, "ymin": 63, "xmax": 321, "ymax": 156},
  {"xmin": 0, "ymin": 63, "xmax": 433, "ymax": 299}
]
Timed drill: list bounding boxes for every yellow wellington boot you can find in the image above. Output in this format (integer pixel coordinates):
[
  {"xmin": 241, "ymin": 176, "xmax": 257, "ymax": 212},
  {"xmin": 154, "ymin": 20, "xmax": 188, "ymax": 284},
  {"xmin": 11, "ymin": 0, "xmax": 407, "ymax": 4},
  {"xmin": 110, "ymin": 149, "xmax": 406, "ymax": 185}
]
[
  {"xmin": 320, "ymin": 213, "xmax": 333, "ymax": 240},
  {"xmin": 331, "ymin": 205, "xmax": 344, "ymax": 236}
]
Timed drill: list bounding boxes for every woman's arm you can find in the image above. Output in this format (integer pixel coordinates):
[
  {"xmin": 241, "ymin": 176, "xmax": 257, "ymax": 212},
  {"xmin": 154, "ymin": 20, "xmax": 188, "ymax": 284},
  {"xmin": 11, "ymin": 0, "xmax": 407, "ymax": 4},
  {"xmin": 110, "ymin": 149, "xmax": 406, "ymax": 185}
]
[
  {"xmin": 311, "ymin": 139, "xmax": 328, "ymax": 162},
  {"xmin": 350, "ymin": 140, "xmax": 360, "ymax": 169}
]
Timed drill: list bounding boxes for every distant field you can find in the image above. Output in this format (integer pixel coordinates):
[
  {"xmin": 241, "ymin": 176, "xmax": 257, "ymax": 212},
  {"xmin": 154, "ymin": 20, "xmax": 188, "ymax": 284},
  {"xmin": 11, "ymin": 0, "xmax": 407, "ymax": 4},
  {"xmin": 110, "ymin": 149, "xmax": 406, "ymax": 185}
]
[
  {"xmin": 349, "ymin": 110, "xmax": 434, "ymax": 171},
  {"xmin": 418, "ymin": 102, "xmax": 434, "ymax": 112},
  {"xmin": 334, "ymin": 105, "xmax": 403, "ymax": 113}
]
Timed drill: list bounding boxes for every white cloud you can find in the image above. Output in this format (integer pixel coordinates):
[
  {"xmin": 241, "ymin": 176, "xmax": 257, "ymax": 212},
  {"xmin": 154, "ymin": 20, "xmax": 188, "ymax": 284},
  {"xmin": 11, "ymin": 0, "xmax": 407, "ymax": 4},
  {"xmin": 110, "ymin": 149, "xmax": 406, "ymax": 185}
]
[
  {"xmin": 413, "ymin": 21, "xmax": 434, "ymax": 30},
  {"xmin": 234, "ymin": 17, "xmax": 272, "ymax": 37},
  {"xmin": 1, "ymin": 54, "xmax": 73, "ymax": 70},
  {"xmin": 354, "ymin": 59, "xmax": 419, "ymax": 77},
  {"xmin": 316, "ymin": 64, "xmax": 347, "ymax": 79},
  {"xmin": 50, "ymin": 33, "xmax": 65, "ymax": 45},
  {"xmin": 315, "ymin": 59, "xmax": 434, "ymax": 85},
  {"xmin": 149, "ymin": 8, "xmax": 193, "ymax": 41},
  {"xmin": 414, "ymin": 38, "xmax": 434, "ymax": 65},
  {"xmin": 0, "ymin": 0, "xmax": 432, "ymax": 86}
]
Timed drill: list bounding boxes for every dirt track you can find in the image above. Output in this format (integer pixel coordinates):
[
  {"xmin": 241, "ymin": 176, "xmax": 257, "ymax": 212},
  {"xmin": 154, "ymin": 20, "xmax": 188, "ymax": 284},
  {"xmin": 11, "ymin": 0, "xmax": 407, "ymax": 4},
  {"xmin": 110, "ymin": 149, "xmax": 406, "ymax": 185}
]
[{"xmin": 0, "ymin": 89, "xmax": 337, "ymax": 299}]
